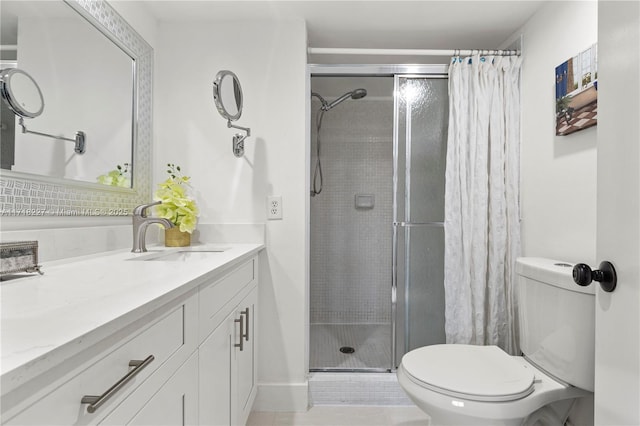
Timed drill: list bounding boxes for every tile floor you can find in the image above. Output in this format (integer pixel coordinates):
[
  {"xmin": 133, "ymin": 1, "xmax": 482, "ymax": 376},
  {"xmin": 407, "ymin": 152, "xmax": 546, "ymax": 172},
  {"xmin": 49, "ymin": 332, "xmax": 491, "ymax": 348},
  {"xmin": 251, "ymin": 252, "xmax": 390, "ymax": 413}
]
[
  {"xmin": 247, "ymin": 406, "xmax": 430, "ymax": 426},
  {"xmin": 309, "ymin": 372, "xmax": 413, "ymax": 406}
]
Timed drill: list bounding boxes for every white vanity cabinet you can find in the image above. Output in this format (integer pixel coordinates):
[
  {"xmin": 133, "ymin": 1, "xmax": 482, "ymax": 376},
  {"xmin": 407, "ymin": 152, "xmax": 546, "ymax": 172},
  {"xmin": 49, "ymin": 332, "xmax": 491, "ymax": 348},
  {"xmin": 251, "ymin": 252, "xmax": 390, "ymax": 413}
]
[
  {"xmin": 2, "ymin": 291, "xmax": 199, "ymax": 426},
  {"xmin": 199, "ymin": 257, "xmax": 258, "ymax": 426},
  {"xmin": 1, "ymin": 245, "xmax": 263, "ymax": 426}
]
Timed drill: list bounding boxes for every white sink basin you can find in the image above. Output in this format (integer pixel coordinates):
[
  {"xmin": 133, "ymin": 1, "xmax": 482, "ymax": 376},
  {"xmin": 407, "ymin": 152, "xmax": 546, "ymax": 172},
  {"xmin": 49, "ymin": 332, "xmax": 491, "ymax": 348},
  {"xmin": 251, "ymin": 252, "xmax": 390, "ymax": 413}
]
[{"xmin": 129, "ymin": 248, "xmax": 227, "ymax": 262}]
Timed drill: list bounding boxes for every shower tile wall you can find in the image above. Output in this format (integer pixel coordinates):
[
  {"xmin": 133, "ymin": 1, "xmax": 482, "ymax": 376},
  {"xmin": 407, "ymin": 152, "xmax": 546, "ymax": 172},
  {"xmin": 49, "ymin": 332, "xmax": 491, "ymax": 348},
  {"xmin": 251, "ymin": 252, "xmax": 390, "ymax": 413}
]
[{"xmin": 310, "ymin": 97, "xmax": 393, "ymax": 324}]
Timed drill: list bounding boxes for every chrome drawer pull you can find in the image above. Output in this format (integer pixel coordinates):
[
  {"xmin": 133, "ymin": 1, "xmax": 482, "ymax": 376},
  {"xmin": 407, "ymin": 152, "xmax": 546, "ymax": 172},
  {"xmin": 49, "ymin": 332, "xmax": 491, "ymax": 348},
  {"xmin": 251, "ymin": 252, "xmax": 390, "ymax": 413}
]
[
  {"xmin": 241, "ymin": 307, "xmax": 249, "ymax": 341},
  {"xmin": 234, "ymin": 317, "xmax": 244, "ymax": 351},
  {"xmin": 81, "ymin": 355, "xmax": 155, "ymax": 413}
]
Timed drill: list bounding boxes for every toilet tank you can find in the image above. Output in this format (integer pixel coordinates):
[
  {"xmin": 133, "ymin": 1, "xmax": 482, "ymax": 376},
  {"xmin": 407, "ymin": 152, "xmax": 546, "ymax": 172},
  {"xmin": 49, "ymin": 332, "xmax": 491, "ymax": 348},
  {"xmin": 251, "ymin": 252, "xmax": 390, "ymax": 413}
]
[{"xmin": 516, "ymin": 257, "xmax": 595, "ymax": 392}]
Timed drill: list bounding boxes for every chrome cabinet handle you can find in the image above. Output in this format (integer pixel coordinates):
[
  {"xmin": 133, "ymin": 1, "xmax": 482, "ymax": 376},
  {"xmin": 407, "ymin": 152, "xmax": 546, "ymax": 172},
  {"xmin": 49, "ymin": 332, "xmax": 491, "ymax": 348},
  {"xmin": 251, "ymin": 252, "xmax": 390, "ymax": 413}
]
[
  {"xmin": 81, "ymin": 355, "xmax": 154, "ymax": 413},
  {"xmin": 234, "ymin": 317, "xmax": 244, "ymax": 351},
  {"xmin": 241, "ymin": 307, "xmax": 249, "ymax": 341}
]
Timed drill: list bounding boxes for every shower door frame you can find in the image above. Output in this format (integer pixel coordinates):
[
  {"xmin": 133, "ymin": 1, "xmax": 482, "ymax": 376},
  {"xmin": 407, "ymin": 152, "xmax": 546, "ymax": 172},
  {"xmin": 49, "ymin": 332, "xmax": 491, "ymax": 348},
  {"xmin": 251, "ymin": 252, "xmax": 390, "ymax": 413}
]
[
  {"xmin": 307, "ymin": 64, "xmax": 448, "ymax": 373},
  {"xmin": 392, "ymin": 74, "xmax": 449, "ymax": 369}
]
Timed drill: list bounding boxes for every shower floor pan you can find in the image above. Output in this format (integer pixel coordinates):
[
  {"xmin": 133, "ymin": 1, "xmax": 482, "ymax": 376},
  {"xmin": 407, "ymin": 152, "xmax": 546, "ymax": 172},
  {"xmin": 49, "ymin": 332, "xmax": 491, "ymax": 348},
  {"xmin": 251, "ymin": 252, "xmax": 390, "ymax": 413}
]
[{"xmin": 310, "ymin": 323, "xmax": 391, "ymax": 372}]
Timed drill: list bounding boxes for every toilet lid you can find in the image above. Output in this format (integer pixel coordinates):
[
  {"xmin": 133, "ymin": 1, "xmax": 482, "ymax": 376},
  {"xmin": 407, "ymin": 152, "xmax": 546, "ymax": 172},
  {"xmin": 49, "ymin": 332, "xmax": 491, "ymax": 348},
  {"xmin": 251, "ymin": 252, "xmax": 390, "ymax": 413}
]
[{"xmin": 401, "ymin": 344, "xmax": 535, "ymax": 402}]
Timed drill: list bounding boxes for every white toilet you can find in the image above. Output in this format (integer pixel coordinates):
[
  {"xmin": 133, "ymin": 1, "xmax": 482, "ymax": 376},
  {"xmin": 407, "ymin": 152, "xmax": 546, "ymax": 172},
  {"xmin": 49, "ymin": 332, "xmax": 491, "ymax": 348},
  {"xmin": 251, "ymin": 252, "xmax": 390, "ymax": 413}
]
[{"xmin": 397, "ymin": 257, "xmax": 595, "ymax": 426}]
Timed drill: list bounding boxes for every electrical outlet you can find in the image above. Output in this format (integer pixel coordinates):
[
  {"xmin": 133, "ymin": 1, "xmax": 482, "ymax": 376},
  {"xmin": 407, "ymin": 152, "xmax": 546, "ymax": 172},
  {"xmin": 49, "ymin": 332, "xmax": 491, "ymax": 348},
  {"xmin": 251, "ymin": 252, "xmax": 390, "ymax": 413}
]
[{"xmin": 267, "ymin": 196, "xmax": 283, "ymax": 220}]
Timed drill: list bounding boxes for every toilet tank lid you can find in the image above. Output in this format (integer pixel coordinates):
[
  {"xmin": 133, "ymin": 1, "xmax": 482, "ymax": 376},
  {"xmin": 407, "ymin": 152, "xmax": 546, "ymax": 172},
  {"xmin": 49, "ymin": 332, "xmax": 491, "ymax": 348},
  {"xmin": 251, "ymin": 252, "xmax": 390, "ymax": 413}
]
[
  {"xmin": 401, "ymin": 345, "xmax": 535, "ymax": 402},
  {"xmin": 516, "ymin": 257, "xmax": 595, "ymax": 295}
]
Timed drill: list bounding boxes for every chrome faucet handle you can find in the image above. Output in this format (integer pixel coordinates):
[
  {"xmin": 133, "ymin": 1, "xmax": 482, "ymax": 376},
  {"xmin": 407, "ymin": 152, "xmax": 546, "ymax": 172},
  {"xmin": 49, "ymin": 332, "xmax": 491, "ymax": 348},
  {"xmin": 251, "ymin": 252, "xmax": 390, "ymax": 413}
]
[
  {"xmin": 131, "ymin": 201, "xmax": 173, "ymax": 253},
  {"xmin": 132, "ymin": 201, "xmax": 161, "ymax": 218}
]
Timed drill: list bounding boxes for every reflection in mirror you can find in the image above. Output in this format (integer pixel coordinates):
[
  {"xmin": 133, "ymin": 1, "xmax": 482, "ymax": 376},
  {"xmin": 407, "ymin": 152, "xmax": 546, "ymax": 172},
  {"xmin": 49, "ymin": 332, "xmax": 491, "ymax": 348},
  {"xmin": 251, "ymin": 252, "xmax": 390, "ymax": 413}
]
[
  {"xmin": 0, "ymin": 1, "xmax": 133, "ymax": 186},
  {"xmin": 1, "ymin": 67, "xmax": 87, "ymax": 155},
  {"xmin": 0, "ymin": 0, "xmax": 152, "ymax": 216},
  {"xmin": 222, "ymin": 78, "xmax": 240, "ymax": 116},
  {"xmin": 213, "ymin": 70, "xmax": 243, "ymax": 121}
]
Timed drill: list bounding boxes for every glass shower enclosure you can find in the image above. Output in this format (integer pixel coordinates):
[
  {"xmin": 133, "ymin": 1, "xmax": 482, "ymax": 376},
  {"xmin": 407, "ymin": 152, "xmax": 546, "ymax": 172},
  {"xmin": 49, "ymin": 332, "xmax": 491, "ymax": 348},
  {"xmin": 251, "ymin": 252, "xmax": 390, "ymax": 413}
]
[
  {"xmin": 392, "ymin": 76, "xmax": 448, "ymax": 367},
  {"xmin": 309, "ymin": 66, "xmax": 449, "ymax": 372}
]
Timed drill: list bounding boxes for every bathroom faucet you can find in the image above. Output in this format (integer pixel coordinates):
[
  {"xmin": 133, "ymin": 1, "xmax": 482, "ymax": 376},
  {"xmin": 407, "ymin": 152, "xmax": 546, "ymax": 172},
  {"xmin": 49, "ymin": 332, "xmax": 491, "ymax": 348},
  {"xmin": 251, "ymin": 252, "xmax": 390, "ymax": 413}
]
[{"xmin": 131, "ymin": 201, "xmax": 174, "ymax": 253}]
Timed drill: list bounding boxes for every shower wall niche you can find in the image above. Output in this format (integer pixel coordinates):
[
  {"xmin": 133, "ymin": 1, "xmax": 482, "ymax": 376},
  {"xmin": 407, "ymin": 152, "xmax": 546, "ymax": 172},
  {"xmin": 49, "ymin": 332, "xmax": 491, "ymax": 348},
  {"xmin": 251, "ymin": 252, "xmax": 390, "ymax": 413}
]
[{"xmin": 310, "ymin": 76, "xmax": 394, "ymax": 371}]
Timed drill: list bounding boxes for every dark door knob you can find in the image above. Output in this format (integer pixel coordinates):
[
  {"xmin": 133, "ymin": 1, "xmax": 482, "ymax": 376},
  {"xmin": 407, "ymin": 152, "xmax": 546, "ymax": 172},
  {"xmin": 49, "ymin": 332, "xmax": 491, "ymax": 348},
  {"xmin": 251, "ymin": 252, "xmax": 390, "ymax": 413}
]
[{"xmin": 573, "ymin": 261, "xmax": 617, "ymax": 292}]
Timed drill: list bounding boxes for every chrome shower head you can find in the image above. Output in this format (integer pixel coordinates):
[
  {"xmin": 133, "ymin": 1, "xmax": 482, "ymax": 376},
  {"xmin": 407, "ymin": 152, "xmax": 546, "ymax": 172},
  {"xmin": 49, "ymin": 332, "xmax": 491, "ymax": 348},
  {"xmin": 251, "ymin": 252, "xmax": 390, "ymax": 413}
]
[
  {"xmin": 321, "ymin": 88, "xmax": 368, "ymax": 111},
  {"xmin": 351, "ymin": 88, "xmax": 367, "ymax": 99}
]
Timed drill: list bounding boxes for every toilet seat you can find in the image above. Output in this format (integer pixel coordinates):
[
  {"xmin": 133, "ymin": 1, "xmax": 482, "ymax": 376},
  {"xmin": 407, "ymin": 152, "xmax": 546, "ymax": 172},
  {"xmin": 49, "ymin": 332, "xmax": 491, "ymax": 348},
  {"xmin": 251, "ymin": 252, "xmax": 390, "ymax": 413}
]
[{"xmin": 401, "ymin": 344, "xmax": 535, "ymax": 402}]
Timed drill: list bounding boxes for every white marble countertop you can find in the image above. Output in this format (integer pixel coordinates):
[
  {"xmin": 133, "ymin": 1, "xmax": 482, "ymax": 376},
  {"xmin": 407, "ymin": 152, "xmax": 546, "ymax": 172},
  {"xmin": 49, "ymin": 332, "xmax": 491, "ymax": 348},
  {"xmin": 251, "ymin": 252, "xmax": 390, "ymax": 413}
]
[{"xmin": 0, "ymin": 242, "xmax": 264, "ymax": 395}]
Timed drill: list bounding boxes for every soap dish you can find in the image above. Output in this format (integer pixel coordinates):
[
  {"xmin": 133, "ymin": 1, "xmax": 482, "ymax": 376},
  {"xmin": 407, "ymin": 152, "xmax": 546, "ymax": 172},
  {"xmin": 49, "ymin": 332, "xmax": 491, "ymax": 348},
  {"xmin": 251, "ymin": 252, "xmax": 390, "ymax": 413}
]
[{"xmin": 1, "ymin": 241, "xmax": 43, "ymax": 276}]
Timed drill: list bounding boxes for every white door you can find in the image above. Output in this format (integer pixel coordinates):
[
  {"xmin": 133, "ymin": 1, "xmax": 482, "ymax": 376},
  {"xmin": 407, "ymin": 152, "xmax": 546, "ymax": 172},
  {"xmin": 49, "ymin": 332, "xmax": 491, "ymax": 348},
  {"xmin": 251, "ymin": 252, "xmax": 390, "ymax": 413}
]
[{"xmin": 595, "ymin": 2, "xmax": 640, "ymax": 424}]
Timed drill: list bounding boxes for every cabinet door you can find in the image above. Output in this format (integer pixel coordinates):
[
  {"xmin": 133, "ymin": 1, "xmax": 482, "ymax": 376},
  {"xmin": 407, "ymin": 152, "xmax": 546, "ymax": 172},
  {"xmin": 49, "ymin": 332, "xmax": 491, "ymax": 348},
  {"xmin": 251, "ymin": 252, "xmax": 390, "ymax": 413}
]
[
  {"xmin": 235, "ymin": 287, "xmax": 257, "ymax": 424},
  {"xmin": 199, "ymin": 312, "xmax": 234, "ymax": 426},
  {"xmin": 101, "ymin": 352, "xmax": 198, "ymax": 426}
]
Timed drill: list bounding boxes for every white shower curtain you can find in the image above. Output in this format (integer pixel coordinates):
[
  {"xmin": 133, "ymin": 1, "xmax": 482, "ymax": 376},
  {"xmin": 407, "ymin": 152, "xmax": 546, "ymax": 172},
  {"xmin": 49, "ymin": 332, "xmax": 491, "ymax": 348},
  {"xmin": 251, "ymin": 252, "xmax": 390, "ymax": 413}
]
[{"xmin": 444, "ymin": 55, "xmax": 522, "ymax": 355}]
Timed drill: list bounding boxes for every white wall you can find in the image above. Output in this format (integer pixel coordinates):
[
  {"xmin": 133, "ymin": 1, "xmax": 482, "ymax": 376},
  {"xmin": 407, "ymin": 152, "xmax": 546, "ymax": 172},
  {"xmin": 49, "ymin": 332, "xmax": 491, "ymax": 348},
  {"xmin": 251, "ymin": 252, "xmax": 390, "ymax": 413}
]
[
  {"xmin": 15, "ymin": 17, "xmax": 131, "ymax": 183},
  {"xmin": 507, "ymin": 2, "xmax": 598, "ymax": 423},
  {"xmin": 516, "ymin": 1, "xmax": 598, "ymax": 265},
  {"xmin": 154, "ymin": 19, "xmax": 309, "ymax": 410},
  {"xmin": 510, "ymin": 1, "xmax": 640, "ymax": 423},
  {"xmin": 596, "ymin": 1, "xmax": 640, "ymax": 424}
]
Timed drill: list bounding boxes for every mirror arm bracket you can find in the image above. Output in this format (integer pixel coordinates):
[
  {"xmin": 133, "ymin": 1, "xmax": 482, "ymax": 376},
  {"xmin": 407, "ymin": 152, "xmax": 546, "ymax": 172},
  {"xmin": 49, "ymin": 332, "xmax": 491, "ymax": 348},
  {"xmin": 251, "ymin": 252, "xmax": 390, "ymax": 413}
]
[
  {"xmin": 19, "ymin": 117, "xmax": 86, "ymax": 154},
  {"xmin": 227, "ymin": 120, "xmax": 251, "ymax": 158},
  {"xmin": 227, "ymin": 120, "xmax": 251, "ymax": 136}
]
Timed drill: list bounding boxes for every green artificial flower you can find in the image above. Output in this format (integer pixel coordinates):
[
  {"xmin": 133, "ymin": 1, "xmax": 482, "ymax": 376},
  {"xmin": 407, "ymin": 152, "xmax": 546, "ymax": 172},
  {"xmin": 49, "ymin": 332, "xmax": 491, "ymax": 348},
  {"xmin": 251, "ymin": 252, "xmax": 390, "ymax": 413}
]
[
  {"xmin": 97, "ymin": 163, "xmax": 131, "ymax": 187},
  {"xmin": 154, "ymin": 164, "xmax": 199, "ymax": 233}
]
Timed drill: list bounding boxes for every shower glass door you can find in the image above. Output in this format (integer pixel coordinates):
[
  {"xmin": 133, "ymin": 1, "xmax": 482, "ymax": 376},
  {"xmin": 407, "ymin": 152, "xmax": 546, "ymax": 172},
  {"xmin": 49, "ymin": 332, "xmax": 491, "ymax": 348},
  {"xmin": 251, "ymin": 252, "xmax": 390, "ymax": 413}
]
[{"xmin": 393, "ymin": 76, "xmax": 449, "ymax": 367}]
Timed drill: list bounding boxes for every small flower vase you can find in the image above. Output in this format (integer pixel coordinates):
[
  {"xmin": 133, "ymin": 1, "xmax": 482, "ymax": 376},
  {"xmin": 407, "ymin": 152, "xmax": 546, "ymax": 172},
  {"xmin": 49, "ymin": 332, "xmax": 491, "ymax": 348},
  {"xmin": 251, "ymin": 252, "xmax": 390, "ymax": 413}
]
[{"xmin": 165, "ymin": 227, "xmax": 191, "ymax": 247}]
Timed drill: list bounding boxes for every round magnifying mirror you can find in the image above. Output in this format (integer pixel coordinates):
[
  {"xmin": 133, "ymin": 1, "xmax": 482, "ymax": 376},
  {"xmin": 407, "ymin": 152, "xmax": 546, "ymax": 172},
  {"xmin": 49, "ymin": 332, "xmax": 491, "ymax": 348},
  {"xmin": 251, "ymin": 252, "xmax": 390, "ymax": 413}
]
[
  {"xmin": 212, "ymin": 70, "xmax": 243, "ymax": 122},
  {"xmin": 0, "ymin": 68, "xmax": 45, "ymax": 119}
]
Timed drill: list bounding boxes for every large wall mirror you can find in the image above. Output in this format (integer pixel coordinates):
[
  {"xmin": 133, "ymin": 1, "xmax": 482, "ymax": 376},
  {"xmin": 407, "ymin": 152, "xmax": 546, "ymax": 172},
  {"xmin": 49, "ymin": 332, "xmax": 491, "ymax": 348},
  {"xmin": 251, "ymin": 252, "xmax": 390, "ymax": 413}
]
[{"xmin": 0, "ymin": 0, "xmax": 151, "ymax": 216}]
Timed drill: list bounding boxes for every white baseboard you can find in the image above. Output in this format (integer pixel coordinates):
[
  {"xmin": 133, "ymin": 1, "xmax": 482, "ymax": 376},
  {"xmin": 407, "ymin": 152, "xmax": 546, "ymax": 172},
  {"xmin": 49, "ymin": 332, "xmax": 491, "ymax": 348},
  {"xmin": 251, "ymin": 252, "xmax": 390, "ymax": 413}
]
[{"xmin": 253, "ymin": 382, "xmax": 309, "ymax": 412}]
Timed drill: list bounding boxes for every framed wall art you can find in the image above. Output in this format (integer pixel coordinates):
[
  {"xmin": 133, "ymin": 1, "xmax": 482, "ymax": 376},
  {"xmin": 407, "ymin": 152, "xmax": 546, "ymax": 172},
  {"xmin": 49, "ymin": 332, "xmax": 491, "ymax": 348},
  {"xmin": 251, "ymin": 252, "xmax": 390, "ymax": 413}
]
[{"xmin": 555, "ymin": 43, "xmax": 598, "ymax": 136}]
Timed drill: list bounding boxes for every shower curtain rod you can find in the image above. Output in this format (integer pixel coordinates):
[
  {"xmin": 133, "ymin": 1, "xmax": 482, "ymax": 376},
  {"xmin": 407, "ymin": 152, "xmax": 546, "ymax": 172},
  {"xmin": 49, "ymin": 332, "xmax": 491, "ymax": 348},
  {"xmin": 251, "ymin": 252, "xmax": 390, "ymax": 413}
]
[{"xmin": 308, "ymin": 47, "xmax": 520, "ymax": 57}]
